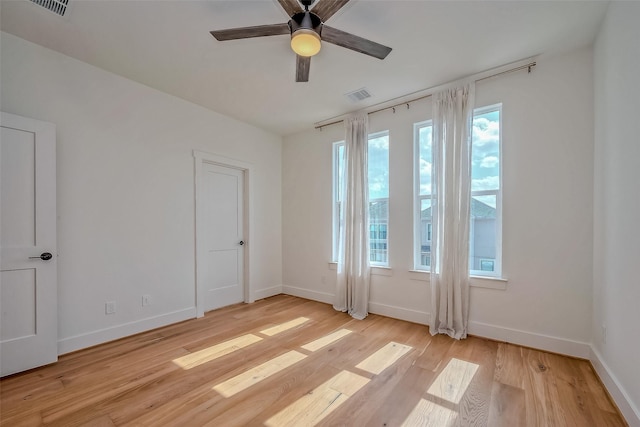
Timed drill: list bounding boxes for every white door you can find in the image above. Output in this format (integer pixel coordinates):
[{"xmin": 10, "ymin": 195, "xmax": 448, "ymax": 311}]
[
  {"xmin": 201, "ymin": 163, "xmax": 244, "ymax": 312},
  {"xmin": 1, "ymin": 112, "xmax": 57, "ymax": 377}
]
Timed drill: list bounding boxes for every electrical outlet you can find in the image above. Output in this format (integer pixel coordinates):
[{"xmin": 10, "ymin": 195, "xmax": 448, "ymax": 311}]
[
  {"xmin": 105, "ymin": 301, "xmax": 116, "ymax": 315},
  {"xmin": 142, "ymin": 294, "xmax": 151, "ymax": 307},
  {"xmin": 602, "ymin": 324, "xmax": 607, "ymax": 344}
]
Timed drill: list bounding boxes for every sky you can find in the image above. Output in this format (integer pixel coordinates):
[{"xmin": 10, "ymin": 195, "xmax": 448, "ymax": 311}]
[
  {"xmin": 337, "ymin": 107, "xmax": 500, "ymax": 206},
  {"xmin": 419, "ymin": 108, "xmax": 500, "ymax": 207}
]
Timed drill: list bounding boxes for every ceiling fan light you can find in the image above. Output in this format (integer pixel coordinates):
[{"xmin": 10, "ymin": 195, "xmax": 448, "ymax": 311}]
[{"xmin": 291, "ymin": 29, "xmax": 321, "ymax": 57}]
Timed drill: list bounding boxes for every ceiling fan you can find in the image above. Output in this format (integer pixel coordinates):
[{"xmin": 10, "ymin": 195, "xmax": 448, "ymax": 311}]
[{"xmin": 210, "ymin": 0, "xmax": 392, "ymax": 82}]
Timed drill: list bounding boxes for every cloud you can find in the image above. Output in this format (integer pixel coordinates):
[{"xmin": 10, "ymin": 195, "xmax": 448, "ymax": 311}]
[
  {"xmin": 472, "ymin": 175, "xmax": 499, "ymax": 191},
  {"xmin": 420, "ymin": 159, "xmax": 432, "ymax": 175},
  {"xmin": 472, "ymin": 118, "xmax": 499, "ymax": 147},
  {"xmin": 480, "ymin": 156, "xmax": 499, "ymax": 168},
  {"xmin": 368, "ymin": 135, "xmax": 389, "ymax": 150}
]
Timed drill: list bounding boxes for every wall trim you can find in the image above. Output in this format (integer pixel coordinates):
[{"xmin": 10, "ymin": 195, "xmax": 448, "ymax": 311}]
[
  {"xmin": 281, "ymin": 288, "xmax": 592, "ymax": 359},
  {"xmin": 253, "ymin": 285, "xmax": 283, "ymax": 301},
  {"xmin": 368, "ymin": 302, "xmax": 430, "ymax": 325},
  {"xmin": 468, "ymin": 320, "xmax": 591, "ymax": 359},
  {"xmin": 590, "ymin": 346, "xmax": 640, "ymax": 427},
  {"xmin": 57, "ymin": 307, "xmax": 196, "ymax": 355},
  {"xmin": 282, "ymin": 286, "xmax": 334, "ymax": 305}
]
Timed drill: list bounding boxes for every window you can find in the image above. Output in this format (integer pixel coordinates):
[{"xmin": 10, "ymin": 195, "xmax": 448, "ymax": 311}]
[
  {"xmin": 333, "ymin": 131, "xmax": 390, "ymax": 265},
  {"xmin": 469, "ymin": 105, "xmax": 501, "ymax": 276},
  {"xmin": 414, "ymin": 104, "xmax": 502, "ymax": 277},
  {"xmin": 414, "ymin": 121, "xmax": 433, "ymax": 269}
]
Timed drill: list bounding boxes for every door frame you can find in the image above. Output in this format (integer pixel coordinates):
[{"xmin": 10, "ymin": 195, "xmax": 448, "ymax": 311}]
[{"xmin": 193, "ymin": 150, "xmax": 252, "ymax": 318}]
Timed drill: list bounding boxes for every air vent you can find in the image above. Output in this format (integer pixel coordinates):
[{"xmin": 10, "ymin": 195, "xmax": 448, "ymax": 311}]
[
  {"xmin": 345, "ymin": 88, "xmax": 372, "ymax": 103},
  {"xmin": 30, "ymin": 0, "xmax": 69, "ymax": 16}
]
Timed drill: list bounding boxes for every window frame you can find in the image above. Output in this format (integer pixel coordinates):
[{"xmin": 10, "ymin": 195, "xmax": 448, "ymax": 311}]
[
  {"xmin": 332, "ymin": 131, "xmax": 390, "ymax": 266},
  {"xmin": 413, "ymin": 104, "xmax": 503, "ymax": 278},
  {"xmin": 413, "ymin": 119, "xmax": 433, "ymax": 270},
  {"xmin": 469, "ymin": 103, "xmax": 502, "ymax": 278},
  {"xmin": 332, "ymin": 141, "xmax": 343, "ymax": 263}
]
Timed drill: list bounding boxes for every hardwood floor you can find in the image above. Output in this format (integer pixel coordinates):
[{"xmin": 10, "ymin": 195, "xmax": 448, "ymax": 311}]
[{"xmin": 0, "ymin": 295, "xmax": 626, "ymax": 426}]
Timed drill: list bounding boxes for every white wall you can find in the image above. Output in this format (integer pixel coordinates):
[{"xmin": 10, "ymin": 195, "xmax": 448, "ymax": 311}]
[
  {"xmin": 283, "ymin": 47, "xmax": 595, "ymax": 357},
  {"xmin": 593, "ymin": 3, "xmax": 640, "ymax": 424},
  {"xmin": 1, "ymin": 32, "xmax": 283, "ymax": 353}
]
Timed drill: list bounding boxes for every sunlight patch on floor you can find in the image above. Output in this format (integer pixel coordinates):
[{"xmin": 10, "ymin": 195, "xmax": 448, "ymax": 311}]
[
  {"xmin": 260, "ymin": 317, "xmax": 310, "ymax": 336},
  {"xmin": 172, "ymin": 334, "xmax": 262, "ymax": 370},
  {"xmin": 427, "ymin": 358, "xmax": 479, "ymax": 404},
  {"xmin": 356, "ymin": 341, "xmax": 413, "ymax": 375},
  {"xmin": 301, "ymin": 329, "xmax": 352, "ymax": 352},
  {"xmin": 401, "ymin": 398, "xmax": 458, "ymax": 427},
  {"xmin": 212, "ymin": 350, "xmax": 307, "ymax": 398},
  {"xmin": 265, "ymin": 370, "xmax": 370, "ymax": 427}
]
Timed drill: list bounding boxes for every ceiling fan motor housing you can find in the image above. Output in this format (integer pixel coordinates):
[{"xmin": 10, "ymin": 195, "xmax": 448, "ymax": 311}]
[{"xmin": 289, "ymin": 11, "xmax": 323, "ymax": 36}]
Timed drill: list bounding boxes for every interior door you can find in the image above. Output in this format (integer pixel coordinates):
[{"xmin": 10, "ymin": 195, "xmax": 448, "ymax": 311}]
[
  {"xmin": 1, "ymin": 112, "xmax": 57, "ymax": 377},
  {"xmin": 202, "ymin": 163, "xmax": 244, "ymax": 312}
]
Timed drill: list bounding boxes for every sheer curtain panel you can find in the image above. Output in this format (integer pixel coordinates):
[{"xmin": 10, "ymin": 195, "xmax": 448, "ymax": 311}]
[
  {"xmin": 430, "ymin": 84, "xmax": 475, "ymax": 339},
  {"xmin": 334, "ymin": 114, "xmax": 371, "ymax": 320}
]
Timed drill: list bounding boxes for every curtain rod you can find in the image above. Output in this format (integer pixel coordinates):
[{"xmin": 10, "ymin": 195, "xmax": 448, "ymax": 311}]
[{"xmin": 314, "ymin": 61, "xmax": 536, "ymax": 131}]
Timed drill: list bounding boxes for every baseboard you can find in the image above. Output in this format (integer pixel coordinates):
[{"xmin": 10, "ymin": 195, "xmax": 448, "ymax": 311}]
[
  {"xmin": 282, "ymin": 285, "xmax": 334, "ymax": 305},
  {"xmin": 252, "ymin": 285, "xmax": 283, "ymax": 302},
  {"xmin": 57, "ymin": 307, "xmax": 197, "ymax": 355},
  {"xmin": 281, "ymin": 287, "xmax": 590, "ymax": 359},
  {"xmin": 590, "ymin": 346, "xmax": 640, "ymax": 427},
  {"xmin": 282, "ymin": 287, "xmax": 429, "ymax": 324},
  {"xmin": 365, "ymin": 306, "xmax": 591, "ymax": 359},
  {"xmin": 367, "ymin": 301, "xmax": 430, "ymax": 325},
  {"xmin": 468, "ymin": 320, "xmax": 591, "ymax": 359}
]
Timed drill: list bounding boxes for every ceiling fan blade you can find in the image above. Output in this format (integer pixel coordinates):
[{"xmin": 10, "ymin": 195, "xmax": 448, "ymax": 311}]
[
  {"xmin": 311, "ymin": 0, "xmax": 350, "ymax": 22},
  {"xmin": 277, "ymin": 0, "xmax": 303, "ymax": 17},
  {"xmin": 210, "ymin": 23, "xmax": 290, "ymax": 41},
  {"xmin": 296, "ymin": 55, "xmax": 311, "ymax": 82},
  {"xmin": 321, "ymin": 25, "xmax": 392, "ymax": 60}
]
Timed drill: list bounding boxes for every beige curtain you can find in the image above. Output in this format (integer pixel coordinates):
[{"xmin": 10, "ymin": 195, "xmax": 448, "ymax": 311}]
[
  {"xmin": 430, "ymin": 84, "xmax": 475, "ymax": 339},
  {"xmin": 334, "ymin": 114, "xmax": 371, "ymax": 320}
]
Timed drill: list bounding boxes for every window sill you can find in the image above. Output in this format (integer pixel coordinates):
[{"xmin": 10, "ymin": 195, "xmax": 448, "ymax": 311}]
[
  {"xmin": 408, "ymin": 270, "xmax": 507, "ymax": 290},
  {"xmin": 328, "ymin": 262, "xmax": 393, "ymax": 276}
]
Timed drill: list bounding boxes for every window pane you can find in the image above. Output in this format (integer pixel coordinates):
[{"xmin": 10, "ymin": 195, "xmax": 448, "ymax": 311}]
[
  {"xmin": 469, "ymin": 194, "xmax": 497, "ymax": 272},
  {"xmin": 419, "ymin": 198, "xmax": 432, "ymax": 268},
  {"xmin": 368, "ymin": 133, "xmax": 389, "ymax": 265},
  {"xmin": 418, "ymin": 125, "xmax": 433, "ymax": 196},
  {"xmin": 370, "ymin": 199, "xmax": 388, "ymax": 264},
  {"xmin": 471, "ymin": 110, "xmax": 500, "ymax": 191},
  {"xmin": 415, "ymin": 122, "xmax": 433, "ymax": 270},
  {"xmin": 333, "ymin": 143, "xmax": 344, "ymax": 262},
  {"xmin": 336, "ymin": 144, "xmax": 344, "ymax": 202},
  {"xmin": 368, "ymin": 134, "xmax": 389, "ymax": 199}
]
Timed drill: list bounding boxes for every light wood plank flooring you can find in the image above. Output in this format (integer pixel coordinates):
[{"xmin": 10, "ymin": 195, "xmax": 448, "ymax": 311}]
[{"xmin": 0, "ymin": 295, "xmax": 627, "ymax": 426}]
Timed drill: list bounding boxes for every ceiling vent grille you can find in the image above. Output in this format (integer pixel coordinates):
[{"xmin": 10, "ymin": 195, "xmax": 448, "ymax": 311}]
[
  {"xmin": 30, "ymin": 0, "xmax": 69, "ymax": 16},
  {"xmin": 345, "ymin": 88, "xmax": 372, "ymax": 103}
]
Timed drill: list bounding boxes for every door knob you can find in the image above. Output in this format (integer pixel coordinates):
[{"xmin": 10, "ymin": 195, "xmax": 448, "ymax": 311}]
[
  {"xmin": 29, "ymin": 252, "xmax": 53, "ymax": 261},
  {"xmin": 239, "ymin": 241, "xmax": 245, "ymax": 246}
]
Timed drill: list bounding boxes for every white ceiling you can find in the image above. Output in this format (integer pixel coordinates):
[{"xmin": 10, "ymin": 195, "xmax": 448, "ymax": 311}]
[{"xmin": 0, "ymin": 0, "xmax": 608, "ymax": 136}]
